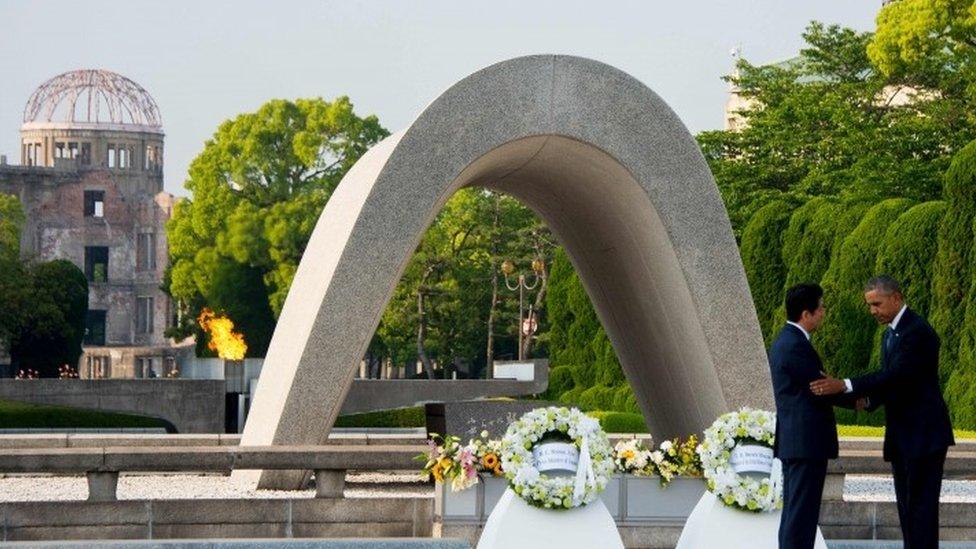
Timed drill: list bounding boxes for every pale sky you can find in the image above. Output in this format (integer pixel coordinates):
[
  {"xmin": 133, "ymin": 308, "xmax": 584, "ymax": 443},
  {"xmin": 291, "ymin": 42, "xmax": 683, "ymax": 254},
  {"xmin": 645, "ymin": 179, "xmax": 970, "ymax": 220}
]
[{"xmin": 0, "ymin": 1, "xmax": 879, "ymax": 197}]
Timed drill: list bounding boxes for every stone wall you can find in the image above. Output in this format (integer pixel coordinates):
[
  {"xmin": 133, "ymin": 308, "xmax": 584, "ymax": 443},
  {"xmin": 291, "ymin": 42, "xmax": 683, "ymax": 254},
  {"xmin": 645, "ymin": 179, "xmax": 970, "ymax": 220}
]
[
  {"xmin": 0, "ymin": 379, "xmax": 224, "ymax": 433},
  {"xmin": 0, "ymin": 498, "xmax": 433, "ymax": 541}
]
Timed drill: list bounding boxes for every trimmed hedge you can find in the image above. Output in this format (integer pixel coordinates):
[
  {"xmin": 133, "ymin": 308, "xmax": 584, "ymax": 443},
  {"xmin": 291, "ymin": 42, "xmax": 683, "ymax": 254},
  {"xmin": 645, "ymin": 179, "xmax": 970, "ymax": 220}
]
[
  {"xmin": 875, "ymin": 201, "xmax": 947, "ymax": 319},
  {"xmin": 782, "ymin": 197, "xmax": 837, "ymax": 288},
  {"xmin": 931, "ymin": 140, "xmax": 976, "ymax": 386},
  {"xmin": 945, "ymin": 367, "xmax": 976, "ymax": 429},
  {"xmin": 0, "ymin": 399, "xmax": 174, "ymax": 431},
  {"xmin": 818, "ymin": 199, "xmax": 914, "ymax": 378},
  {"xmin": 586, "ymin": 411, "xmax": 648, "ymax": 433},
  {"xmin": 741, "ymin": 200, "xmax": 796, "ymax": 343},
  {"xmin": 333, "ymin": 406, "xmax": 426, "ymax": 428},
  {"xmin": 817, "ymin": 199, "xmax": 914, "ymax": 426},
  {"xmin": 772, "ymin": 199, "xmax": 868, "ymax": 331}
]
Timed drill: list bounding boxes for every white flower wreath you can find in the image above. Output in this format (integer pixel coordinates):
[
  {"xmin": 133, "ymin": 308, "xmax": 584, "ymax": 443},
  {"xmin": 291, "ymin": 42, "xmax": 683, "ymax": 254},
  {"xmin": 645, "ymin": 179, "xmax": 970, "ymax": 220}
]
[
  {"xmin": 697, "ymin": 407, "xmax": 783, "ymax": 513},
  {"xmin": 500, "ymin": 406, "xmax": 615, "ymax": 509}
]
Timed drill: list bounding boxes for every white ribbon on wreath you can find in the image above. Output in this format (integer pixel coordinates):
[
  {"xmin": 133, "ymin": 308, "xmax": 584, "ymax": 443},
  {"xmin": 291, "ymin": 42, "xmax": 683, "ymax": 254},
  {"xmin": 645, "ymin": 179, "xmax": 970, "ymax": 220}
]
[{"xmin": 573, "ymin": 432, "xmax": 596, "ymax": 504}]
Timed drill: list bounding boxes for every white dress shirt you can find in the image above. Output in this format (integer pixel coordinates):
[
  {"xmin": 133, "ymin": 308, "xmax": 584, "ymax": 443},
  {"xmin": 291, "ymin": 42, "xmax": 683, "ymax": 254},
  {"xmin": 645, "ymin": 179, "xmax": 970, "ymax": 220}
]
[
  {"xmin": 843, "ymin": 304, "xmax": 908, "ymax": 393},
  {"xmin": 787, "ymin": 321, "xmax": 811, "ymax": 341}
]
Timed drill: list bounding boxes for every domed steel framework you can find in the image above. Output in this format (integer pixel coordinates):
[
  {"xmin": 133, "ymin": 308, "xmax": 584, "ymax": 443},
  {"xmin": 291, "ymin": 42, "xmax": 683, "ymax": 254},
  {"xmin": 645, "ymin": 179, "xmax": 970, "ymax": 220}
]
[{"xmin": 23, "ymin": 69, "xmax": 161, "ymax": 128}]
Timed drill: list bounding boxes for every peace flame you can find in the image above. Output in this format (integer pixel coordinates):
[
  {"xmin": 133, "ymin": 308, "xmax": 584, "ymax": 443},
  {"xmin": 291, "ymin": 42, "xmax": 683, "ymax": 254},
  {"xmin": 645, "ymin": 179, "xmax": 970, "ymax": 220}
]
[{"xmin": 197, "ymin": 308, "xmax": 247, "ymax": 360}]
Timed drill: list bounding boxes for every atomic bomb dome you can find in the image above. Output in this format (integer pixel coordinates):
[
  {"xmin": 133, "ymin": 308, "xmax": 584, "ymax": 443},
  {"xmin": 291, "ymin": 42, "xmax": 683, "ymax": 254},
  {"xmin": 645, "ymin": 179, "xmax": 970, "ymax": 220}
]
[
  {"xmin": 2, "ymin": 68, "xmax": 175, "ymax": 379},
  {"xmin": 22, "ymin": 69, "xmax": 162, "ymax": 132},
  {"xmin": 18, "ymin": 69, "xmax": 163, "ymax": 171}
]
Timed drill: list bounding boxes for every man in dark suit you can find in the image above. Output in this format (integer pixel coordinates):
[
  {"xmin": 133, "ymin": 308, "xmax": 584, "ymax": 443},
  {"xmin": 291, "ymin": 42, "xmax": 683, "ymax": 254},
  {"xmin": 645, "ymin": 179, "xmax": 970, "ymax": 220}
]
[
  {"xmin": 811, "ymin": 276, "xmax": 954, "ymax": 549},
  {"xmin": 770, "ymin": 283, "xmax": 859, "ymax": 549}
]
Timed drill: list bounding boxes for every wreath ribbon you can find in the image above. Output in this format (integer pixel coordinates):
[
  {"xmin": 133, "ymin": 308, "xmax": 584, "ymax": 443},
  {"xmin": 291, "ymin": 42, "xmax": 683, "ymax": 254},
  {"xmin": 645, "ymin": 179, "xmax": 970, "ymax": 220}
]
[{"xmin": 573, "ymin": 432, "xmax": 596, "ymax": 503}]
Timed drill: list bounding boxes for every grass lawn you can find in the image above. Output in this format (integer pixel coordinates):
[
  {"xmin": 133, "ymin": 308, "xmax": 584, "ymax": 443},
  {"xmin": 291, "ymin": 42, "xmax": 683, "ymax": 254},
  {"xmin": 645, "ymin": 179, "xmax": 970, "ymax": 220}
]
[
  {"xmin": 837, "ymin": 424, "xmax": 976, "ymax": 440},
  {"xmin": 586, "ymin": 414, "xmax": 976, "ymax": 440},
  {"xmin": 0, "ymin": 399, "xmax": 173, "ymax": 431}
]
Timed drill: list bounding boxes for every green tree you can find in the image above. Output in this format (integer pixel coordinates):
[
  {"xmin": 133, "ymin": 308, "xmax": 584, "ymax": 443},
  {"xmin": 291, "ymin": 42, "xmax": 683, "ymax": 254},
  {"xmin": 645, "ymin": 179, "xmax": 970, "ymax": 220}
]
[
  {"xmin": 166, "ymin": 97, "xmax": 388, "ymax": 356},
  {"xmin": 9, "ymin": 260, "xmax": 88, "ymax": 377},
  {"xmin": 371, "ymin": 189, "xmax": 553, "ymax": 379},
  {"xmin": 740, "ymin": 199, "xmax": 797, "ymax": 343},
  {"xmin": 0, "ymin": 194, "xmax": 27, "ymax": 349},
  {"xmin": 781, "ymin": 198, "xmax": 835, "ymax": 286},
  {"xmin": 700, "ymin": 20, "xmax": 973, "ymax": 236},
  {"xmin": 869, "ymin": 0, "xmax": 976, "ymax": 102},
  {"xmin": 0, "ymin": 193, "xmax": 23, "ymax": 255}
]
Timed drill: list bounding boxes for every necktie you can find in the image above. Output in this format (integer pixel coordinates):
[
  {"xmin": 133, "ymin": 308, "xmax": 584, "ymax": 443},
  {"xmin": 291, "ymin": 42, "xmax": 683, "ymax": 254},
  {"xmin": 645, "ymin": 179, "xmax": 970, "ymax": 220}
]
[{"xmin": 882, "ymin": 327, "xmax": 894, "ymax": 363}]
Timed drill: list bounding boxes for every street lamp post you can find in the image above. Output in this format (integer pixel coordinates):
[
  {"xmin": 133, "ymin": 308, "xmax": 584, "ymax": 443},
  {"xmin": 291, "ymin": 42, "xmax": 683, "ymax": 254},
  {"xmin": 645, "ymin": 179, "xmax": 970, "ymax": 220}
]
[{"xmin": 501, "ymin": 259, "xmax": 544, "ymax": 361}]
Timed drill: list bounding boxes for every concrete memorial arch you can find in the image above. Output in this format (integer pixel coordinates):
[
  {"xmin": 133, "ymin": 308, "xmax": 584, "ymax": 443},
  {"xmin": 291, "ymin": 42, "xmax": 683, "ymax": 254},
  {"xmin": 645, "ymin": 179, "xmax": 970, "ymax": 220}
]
[{"xmin": 237, "ymin": 55, "xmax": 773, "ymax": 488}]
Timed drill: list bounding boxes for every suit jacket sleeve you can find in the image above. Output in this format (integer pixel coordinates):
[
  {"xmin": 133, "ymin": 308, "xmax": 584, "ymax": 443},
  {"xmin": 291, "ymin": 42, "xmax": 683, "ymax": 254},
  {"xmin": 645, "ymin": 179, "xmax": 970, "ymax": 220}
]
[{"xmin": 778, "ymin": 339, "xmax": 855, "ymax": 407}]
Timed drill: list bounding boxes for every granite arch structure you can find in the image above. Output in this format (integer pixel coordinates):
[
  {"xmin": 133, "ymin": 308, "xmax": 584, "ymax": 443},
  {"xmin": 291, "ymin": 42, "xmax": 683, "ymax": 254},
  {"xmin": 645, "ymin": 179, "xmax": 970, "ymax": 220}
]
[{"xmin": 237, "ymin": 55, "xmax": 773, "ymax": 488}]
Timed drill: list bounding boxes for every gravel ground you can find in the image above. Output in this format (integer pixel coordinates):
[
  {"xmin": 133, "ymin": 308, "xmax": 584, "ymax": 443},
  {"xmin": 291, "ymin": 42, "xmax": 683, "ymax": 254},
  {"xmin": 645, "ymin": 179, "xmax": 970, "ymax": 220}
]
[
  {"xmin": 844, "ymin": 475, "xmax": 976, "ymax": 503},
  {"xmin": 0, "ymin": 473, "xmax": 973, "ymax": 502}
]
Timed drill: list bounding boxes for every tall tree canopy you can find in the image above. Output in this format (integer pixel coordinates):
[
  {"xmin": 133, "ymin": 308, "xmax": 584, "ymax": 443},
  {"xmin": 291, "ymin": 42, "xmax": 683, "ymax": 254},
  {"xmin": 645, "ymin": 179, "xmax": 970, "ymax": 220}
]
[
  {"xmin": 0, "ymin": 194, "xmax": 26, "ymax": 350},
  {"xmin": 9, "ymin": 259, "xmax": 88, "ymax": 377},
  {"xmin": 166, "ymin": 97, "xmax": 388, "ymax": 356},
  {"xmin": 699, "ymin": 21, "xmax": 975, "ymax": 235}
]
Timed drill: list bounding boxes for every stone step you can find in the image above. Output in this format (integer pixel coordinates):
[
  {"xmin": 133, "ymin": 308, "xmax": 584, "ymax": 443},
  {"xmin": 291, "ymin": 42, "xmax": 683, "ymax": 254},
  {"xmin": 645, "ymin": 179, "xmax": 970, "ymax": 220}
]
[{"xmin": 827, "ymin": 543, "xmax": 976, "ymax": 549}]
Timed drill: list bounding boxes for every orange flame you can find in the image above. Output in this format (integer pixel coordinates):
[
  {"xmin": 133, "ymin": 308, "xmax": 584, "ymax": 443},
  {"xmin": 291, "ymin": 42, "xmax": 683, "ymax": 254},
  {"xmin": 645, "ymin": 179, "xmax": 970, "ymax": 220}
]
[{"xmin": 197, "ymin": 308, "xmax": 248, "ymax": 360}]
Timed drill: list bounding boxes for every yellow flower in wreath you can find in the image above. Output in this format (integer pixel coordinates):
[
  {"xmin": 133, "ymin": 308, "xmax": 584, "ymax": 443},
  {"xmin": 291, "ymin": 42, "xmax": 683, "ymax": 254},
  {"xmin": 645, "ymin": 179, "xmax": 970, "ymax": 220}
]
[
  {"xmin": 431, "ymin": 463, "xmax": 444, "ymax": 482},
  {"xmin": 482, "ymin": 453, "xmax": 500, "ymax": 470}
]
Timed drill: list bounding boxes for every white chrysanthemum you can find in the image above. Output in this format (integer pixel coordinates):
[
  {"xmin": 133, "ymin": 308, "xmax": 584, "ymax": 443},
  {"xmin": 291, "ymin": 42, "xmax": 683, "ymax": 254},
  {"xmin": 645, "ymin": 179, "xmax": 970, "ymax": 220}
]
[
  {"xmin": 697, "ymin": 408, "xmax": 782, "ymax": 513},
  {"xmin": 501, "ymin": 406, "xmax": 614, "ymax": 510}
]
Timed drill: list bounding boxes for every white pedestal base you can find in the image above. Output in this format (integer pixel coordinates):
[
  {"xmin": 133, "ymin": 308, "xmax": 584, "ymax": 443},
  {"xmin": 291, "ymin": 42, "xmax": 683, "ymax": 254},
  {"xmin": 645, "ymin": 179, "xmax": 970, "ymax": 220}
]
[
  {"xmin": 676, "ymin": 492, "xmax": 827, "ymax": 549},
  {"xmin": 477, "ymin": 488, "xmax": 624, "ymax": 549}
]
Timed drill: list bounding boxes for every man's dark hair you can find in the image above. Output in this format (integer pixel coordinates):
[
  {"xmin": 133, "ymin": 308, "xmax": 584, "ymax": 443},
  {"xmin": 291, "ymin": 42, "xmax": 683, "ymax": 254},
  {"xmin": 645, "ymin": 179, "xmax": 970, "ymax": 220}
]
[
  {"xmin": 864, "ymin": 275, "xmax": 901, "ymax": 296},
  {"xmin": 785, "ymin": 283, "xmax": 824, "ymax": 322}
]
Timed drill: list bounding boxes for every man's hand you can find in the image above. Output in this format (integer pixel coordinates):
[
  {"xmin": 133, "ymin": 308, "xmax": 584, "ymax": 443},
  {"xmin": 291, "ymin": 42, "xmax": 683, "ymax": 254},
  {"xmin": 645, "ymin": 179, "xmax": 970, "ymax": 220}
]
[
  {"xmin": 855, "ymin": 397, "xmax": 868, "ymax": 411},
  {"xmin": 810, "ymin": 376, "xmax": 846, "ymax": 396}
]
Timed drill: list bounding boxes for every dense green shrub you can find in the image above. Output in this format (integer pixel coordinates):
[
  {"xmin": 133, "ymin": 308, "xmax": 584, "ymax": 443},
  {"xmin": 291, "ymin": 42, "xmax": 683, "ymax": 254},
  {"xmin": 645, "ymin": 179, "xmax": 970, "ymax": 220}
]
[
  {"xmin": 858, "ymin": 201, "xmax": 947, "ymax": 374},
  {"xmin": 611, "ymin": 385, "xmax": 640, "ymax": 414},
  {"xmin": 875, "ymin": 201, "xmax": 947, "ymax": 318},
  {"xmin": 945, "ymin": 368, "xmax": 976, "ymax": 429},
  {"xmin": 782, "ymin": 197, "xmax": 836, "ymax": 287},
  {"xmin": 586, "ymin": 411, "xmax": 648, "ymax": 433},
  {"xmin": 333, "ymin": 406, "xmax": 426, "ymax": 428},
  {"xmin": 740, "ymin": 200, "xmax": 796, "ymax": 343},
  {"xmin": 576, "ymin": 385, "xmax": 619, "ymax": 412},
  {"xmin": 0, "ymin": 399, "xmax": 174, "ymax": 431},
  {"xmin": 931, "ymin": 140, "xmax": 976, "ymax": 386},
  {"xmin": 947, "ymin": 146, "xmax": 976, "ymax": 430},
  {"xmin": 771, "ymin": 199, "xmax": 868, "ymax": 331},
  {"xmin": 818, "ymin": 199, "xmax": 914, "ymax": 380},
  {"xmin": 543, "ymin": 365, "xmax": 575, "ymax": 401}
]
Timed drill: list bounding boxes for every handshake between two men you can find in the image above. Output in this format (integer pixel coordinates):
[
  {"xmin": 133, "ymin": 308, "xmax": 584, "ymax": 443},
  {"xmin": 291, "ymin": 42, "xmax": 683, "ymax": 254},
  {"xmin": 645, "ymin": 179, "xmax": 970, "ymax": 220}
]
[{"xmin": 769, "ymin": 277, "xmax": 954, "ymax": 549}]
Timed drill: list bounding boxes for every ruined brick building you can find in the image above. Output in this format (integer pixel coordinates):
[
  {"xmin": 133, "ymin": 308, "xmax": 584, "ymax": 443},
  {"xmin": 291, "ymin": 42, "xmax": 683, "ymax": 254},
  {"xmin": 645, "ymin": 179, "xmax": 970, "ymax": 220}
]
[{"xmin": 0, "ymin": 69, "xmax": 182, "ymax": 378}]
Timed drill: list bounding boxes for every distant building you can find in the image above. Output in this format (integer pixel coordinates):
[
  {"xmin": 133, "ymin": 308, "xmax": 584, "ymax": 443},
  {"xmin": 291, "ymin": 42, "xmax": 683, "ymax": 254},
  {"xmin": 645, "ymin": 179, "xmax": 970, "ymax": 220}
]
[
  {"xmin": 723, "ymin": 57, "xmax": 927, "ymax": 133},
  {"xmin": 0, "ymin": 69, "xmax": 184, "ymax": 378}
]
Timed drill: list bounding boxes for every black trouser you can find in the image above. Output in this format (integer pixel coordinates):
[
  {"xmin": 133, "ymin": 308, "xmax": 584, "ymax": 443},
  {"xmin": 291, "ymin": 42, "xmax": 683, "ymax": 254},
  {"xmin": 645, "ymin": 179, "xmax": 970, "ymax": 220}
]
[
  {"xmin": 891, "ymin": 448, "xmax": 947, "ymax": 549},
  {"xmin": 779, "ymin": 458, "xmax": 827, "ymax": 549}
]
